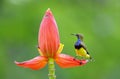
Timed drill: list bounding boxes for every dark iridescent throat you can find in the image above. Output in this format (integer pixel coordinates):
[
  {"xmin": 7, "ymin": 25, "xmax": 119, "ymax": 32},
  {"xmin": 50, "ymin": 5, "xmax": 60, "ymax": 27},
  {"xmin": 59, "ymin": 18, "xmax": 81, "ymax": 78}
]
[
  {"xmin": 75, "ymin": 44, "xmax": 82, "ymax": 49},
  {"xmin": 74, "ymin": 38, "xmax": 82, "ymax": 49}
]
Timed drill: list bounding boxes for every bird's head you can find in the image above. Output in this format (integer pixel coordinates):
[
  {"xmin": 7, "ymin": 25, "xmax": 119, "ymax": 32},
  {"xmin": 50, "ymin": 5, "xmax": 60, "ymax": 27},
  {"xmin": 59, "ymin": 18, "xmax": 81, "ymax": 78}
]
[{"xmin": 71, "ymin": 33, "xmax": 84, "ymax": 41}]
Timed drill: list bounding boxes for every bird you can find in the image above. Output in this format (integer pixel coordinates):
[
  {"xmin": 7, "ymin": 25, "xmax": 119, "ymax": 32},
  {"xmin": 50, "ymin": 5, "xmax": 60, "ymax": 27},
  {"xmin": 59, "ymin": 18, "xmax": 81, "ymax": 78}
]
[{"xmin": 71, "ymin": 33, "xmax": 92, "ymax": 60}]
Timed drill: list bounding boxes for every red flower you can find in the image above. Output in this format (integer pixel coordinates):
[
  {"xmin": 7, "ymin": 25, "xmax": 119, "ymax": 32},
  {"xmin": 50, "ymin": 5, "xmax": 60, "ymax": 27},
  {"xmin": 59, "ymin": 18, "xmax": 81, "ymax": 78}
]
[{"xmin": 15, "ymin": 8, "xmax": 88, "ymax": 70}]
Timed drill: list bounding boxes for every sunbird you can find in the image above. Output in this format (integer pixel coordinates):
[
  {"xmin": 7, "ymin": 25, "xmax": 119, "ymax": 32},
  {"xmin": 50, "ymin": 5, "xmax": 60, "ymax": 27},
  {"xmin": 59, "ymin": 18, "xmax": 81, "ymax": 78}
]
[{"xmin": 72, "ymin": 33, "xmax": 92, "ymax": 60}]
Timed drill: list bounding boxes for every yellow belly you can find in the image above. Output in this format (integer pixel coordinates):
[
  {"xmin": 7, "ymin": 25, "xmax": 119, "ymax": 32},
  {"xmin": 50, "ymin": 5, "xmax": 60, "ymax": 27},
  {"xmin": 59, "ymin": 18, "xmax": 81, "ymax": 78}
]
[{"xmin": 75, "ymin": 47, "xmax": 90, "ymax": 58}]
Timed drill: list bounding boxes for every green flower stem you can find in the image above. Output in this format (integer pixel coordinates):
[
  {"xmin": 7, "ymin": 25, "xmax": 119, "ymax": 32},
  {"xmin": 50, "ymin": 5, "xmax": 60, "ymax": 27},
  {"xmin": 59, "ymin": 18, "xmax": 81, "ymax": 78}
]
[{"xmin": 48, "ymin": 58, "xmax": 56, "ymax": 79}]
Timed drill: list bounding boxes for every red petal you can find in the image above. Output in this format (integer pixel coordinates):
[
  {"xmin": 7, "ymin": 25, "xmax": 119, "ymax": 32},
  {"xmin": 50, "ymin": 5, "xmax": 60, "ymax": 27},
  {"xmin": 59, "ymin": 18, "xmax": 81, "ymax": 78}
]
[
  {"xmin": 55, "ymin": 54, "xmax": 88, "ymax": 68},
  {"xmin": 15, "ymin": 56, "xmax": 47, "ymax": 70},
  {"xmin": 38, "ymin": 8, "xmax": 60, "ymax": 58}
]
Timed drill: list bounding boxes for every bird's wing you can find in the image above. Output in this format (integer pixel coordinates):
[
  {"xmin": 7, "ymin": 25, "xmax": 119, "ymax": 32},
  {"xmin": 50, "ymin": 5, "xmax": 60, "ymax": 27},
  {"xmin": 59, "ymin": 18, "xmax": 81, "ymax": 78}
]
[
  {"xmin": 81, "ymin": 42, "xmax": 90, "ymax": 54},
  {"xmin": 80, "ymin": 42, "xmax": 87, "ymax": 50}
]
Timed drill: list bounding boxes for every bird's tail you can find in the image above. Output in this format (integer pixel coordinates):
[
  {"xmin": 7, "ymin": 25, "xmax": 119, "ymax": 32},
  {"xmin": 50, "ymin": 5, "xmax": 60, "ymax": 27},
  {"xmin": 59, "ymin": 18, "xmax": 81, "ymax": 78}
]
[{"xmin": 89, "ymin": 56, "xmax": 95, "ymax": 62}]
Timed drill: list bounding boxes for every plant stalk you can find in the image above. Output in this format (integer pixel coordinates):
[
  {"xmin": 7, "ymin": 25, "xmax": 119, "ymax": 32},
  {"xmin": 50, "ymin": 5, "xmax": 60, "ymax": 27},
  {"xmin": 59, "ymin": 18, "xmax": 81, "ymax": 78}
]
[{"xmin": 48, "ymin": 58, "xmax": 56, "ymax": 79}]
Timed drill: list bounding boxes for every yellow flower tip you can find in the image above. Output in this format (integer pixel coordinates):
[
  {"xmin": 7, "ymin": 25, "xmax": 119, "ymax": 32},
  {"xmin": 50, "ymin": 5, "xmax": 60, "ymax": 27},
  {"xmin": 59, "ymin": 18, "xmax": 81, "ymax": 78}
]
[
  {"xmin": 47, "ymin": 8, "xmax": 51, "ymax": 12},
  {"xmin": 38, "ymin": 48, "xmax": 43, "ymax": 56},
  {"xmin": 45, "ymin": 8, "xmax": 52, "ymax": 16},
  {"xmin": 56, "ymin": 43, "xmax": 64, "ymax": 54}
]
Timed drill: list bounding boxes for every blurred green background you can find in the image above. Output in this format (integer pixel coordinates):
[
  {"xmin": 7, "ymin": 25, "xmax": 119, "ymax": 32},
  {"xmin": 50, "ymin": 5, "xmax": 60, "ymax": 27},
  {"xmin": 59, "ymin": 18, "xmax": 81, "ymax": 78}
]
[{"xmin": 0, "ymin": 0, "xmax": 120, "ymax": 79}]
